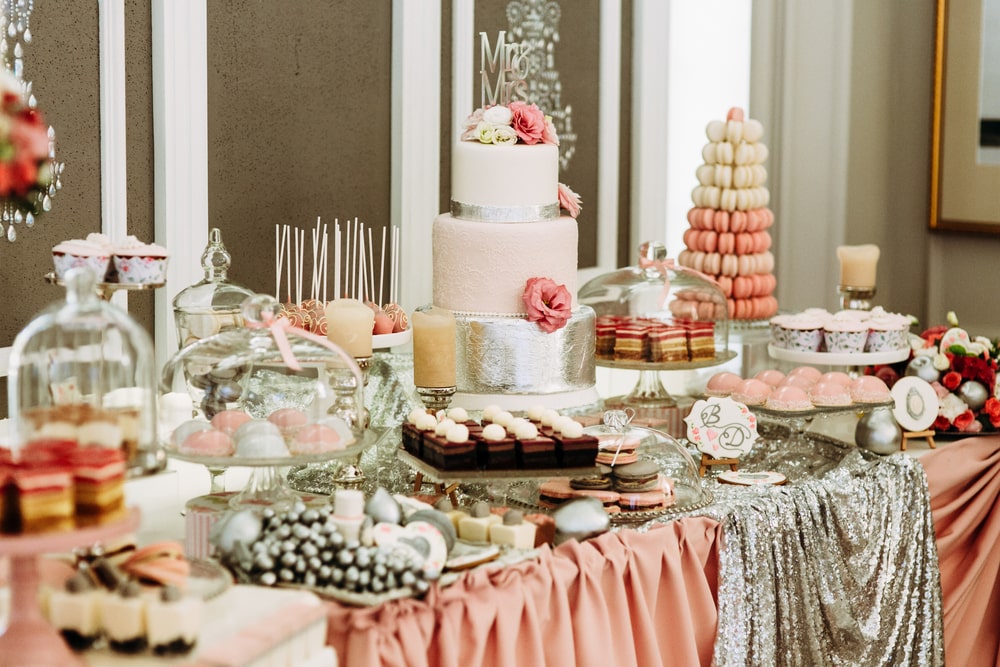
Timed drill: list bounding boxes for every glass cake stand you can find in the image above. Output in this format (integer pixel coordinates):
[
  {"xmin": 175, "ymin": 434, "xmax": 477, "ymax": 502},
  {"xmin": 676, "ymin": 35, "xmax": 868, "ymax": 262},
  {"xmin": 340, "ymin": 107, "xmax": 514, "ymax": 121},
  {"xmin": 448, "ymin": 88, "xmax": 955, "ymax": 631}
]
[
  {"xmin": 0, "ymin": 508, "xmax": 141, "ymax": 667},
  {"xmin": 598, "ymin": 352, "xmax": 738, "ymax": 409}
]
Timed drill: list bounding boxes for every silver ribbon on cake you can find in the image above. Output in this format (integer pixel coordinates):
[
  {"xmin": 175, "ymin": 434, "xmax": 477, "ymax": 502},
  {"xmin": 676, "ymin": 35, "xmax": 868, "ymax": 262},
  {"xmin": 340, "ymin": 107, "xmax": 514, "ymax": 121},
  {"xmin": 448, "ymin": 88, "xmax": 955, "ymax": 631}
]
[{"xmin": 450, "ymin": 200, "xmax": 560, "ymax": 223}]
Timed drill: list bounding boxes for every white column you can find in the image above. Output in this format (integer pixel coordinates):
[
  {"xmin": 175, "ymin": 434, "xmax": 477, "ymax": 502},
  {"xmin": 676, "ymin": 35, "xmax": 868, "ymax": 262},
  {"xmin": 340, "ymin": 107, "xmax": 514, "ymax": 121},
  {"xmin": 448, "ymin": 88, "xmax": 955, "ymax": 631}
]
[
  {"xmin": 593, "ymin": 0, "xmax": 622, "ymax": 277},
  {"xmin": 151, "ymin": 0, "xmax": 209, "ymax": 369},
  {"xmin": 391, "ymin": 0, "xmax": 441, "ymax": 313}
]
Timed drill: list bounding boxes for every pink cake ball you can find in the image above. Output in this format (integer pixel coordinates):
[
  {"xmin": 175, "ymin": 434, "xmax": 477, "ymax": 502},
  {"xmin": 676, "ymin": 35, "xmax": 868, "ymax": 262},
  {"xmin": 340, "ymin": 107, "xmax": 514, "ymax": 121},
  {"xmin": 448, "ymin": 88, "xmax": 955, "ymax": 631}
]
[
  {"xmin": 291, "ymin": 424, "xmax": 344, "ymax": 455},
  {"xmin": 809, "ymin": 380, "xmax": 853, "ymax": 407},
  {"xmin": 765, "ymin": 385, "xmax": 813, "ymax": 411},
  {"xmin": 819, "ymin": 371, "xmax": 852, "ymax": 387},
  {"xmin": 171, "ymin": 419, "xmax": 212, "ymax": 448},
  {"xmin": 850, "ymin": 375, "xmax": 891, "ymax": 403},
  {"xmin": 754, "ymin": 369, "xmax": 786, "ymax": 388},
  {"xmin": 779, "ymin": 374, "xmax": 816, "ymax": 391},
  {"xmin": 731, "ymin": 378, "xmax": 772, "ymax": 406},
  {"xmin": 268, "ymin": 407, "xmax": 309, "ymax": 433},
  {"xmin": 179, "ymin": 429, "xmax": 234, "ymax": 457},
  {"xmin": 787, "ymin": 366, "xmax": 823, "ymax": 384},
  {"xmin": 705, "ymin": 372, "xmax": 743, "ymax": 397},
  {"xmin": 210, "ymin": 409, "xmax": 252, "ymax": 435}
]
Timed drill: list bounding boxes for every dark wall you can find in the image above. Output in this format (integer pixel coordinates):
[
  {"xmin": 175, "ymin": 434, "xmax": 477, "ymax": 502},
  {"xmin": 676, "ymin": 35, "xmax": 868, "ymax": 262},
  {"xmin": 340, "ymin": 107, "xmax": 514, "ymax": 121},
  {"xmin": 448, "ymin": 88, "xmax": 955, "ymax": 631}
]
[{"xmin": 206, "ymin": 0, "xmax": 394, "ymax": 302}]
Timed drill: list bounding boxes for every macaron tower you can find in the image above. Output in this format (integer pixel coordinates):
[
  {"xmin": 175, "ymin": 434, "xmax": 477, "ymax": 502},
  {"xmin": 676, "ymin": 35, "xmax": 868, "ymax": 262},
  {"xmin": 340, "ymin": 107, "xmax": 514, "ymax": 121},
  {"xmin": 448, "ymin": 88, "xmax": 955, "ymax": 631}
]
[{"xmin": 678, "ymin": 107, "xmax": 778, "ymax": 321}]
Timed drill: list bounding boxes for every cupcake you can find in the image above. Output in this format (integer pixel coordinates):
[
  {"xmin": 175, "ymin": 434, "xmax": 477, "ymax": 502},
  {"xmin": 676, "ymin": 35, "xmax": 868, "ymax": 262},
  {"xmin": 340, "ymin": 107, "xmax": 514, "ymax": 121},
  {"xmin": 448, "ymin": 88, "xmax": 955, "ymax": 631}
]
[
  {"xmin": 781, "ymin": 316, "xmax": 825, "ymax": 352},
  {"xmin": 52, "ymin": 233, "xmax": 113, "ymax": 282},
  {"xmin": 111, "ymin": 235, "xmax": 169, "ymax": 284},
  {"xmin": 768, "ymin": 314, "xmax": 793, "ymax": 348},
  {"xmin": 866, "ymin": 313, "xmax": 910, "ymax": 352},
  {"xmin": 823, "ymin": 318, "xmax": 869, "ymax": 353}
]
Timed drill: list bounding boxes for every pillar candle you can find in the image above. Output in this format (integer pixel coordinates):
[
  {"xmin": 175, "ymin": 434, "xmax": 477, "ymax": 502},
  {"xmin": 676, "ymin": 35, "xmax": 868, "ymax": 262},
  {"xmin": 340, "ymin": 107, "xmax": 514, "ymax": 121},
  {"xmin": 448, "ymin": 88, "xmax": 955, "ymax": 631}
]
[
  {"xmin": 412, "ymin": 306, "xmax": 456, "ymax": 388},
  {"xmin": 325, "ymin": 298, "xmax": 374, "ymax": 357},
  {"xmin": 836, "ymin": 244, "xmax": 880, "ymax": 288}
]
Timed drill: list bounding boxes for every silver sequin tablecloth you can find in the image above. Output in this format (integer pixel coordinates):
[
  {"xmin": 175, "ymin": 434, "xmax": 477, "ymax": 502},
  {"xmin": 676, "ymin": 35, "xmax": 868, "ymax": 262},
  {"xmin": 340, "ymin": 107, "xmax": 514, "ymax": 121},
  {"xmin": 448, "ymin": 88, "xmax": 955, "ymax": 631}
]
[{"xmin": 289, "ymin": 354, "xmax": 945, "ymax": 667}]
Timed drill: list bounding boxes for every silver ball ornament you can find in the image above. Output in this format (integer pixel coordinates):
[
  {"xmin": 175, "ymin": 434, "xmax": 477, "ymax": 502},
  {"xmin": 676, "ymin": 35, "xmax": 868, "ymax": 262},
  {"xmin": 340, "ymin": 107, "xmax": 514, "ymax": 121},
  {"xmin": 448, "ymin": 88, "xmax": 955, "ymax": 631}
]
[
  {"xmin": 855, "ymin": 407, "xmax": 902, "ymax": 456},
  {"xmin": 957, "ymin": 380, "xmax": 988, "ymax": 411},
  {"xmin": 905, "ymin": 356, "xmax": 940, "ymax": 384}
]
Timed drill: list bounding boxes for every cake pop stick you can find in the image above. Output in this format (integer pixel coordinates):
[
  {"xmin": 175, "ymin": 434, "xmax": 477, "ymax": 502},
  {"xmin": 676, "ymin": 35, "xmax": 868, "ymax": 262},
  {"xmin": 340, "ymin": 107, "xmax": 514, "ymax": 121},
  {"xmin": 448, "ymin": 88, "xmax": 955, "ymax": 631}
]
[{"xmin": 378, "ymin": 226, "xmax": 386, "ymax": 307}]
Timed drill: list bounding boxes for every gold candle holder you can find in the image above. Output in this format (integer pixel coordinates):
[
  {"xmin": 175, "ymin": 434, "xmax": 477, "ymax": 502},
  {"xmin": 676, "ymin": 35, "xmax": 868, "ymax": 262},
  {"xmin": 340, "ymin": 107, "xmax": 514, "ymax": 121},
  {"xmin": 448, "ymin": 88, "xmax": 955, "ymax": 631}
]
[
  {"xmin": 837, "ymin": 285, "xmax": 876, "ymax": 311},
  {"xmin": 416, "ymin": 385, "xmax": 456, "ymax": 412}
]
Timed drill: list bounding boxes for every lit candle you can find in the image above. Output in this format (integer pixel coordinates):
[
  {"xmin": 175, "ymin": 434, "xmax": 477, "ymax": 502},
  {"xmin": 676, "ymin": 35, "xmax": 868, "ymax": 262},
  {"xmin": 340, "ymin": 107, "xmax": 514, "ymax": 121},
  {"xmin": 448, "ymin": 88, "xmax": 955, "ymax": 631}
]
[
  {"xmin": 325, "ymin": 298, "xmax": 374, "ymax": 357},
  {"xmin": 412, "ymin": 306, "xmax": 457, "ymax": 388},
  {"xmin": 836, "ymin": 244, "xmax": 880, "ymax": 288}
]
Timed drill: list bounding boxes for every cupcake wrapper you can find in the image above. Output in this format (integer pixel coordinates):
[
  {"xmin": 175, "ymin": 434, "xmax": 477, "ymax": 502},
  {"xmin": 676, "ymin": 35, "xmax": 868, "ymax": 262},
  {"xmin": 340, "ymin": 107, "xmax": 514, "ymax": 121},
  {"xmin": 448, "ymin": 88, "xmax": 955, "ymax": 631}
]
[
  {"xmin": 824, "ymin": 330, "xmax": 867, "ymax": 353},
  {"xmin": 769, "ymin": 324, "xmax": 789, "ymax": 349},
  {"xmin": 866, "ymin": 329, "xmax": 907, "ymax": 352},
  {"xmin": 53, "ymin": 254, "xmax": 111, "ymax": 282},
  {"xmin": 785, "ymin": 328, "xmax": 824, "ymax": 352},
  {"xmin": 113, "ymin": 256, "xmax": 168, "ymax": 284}
]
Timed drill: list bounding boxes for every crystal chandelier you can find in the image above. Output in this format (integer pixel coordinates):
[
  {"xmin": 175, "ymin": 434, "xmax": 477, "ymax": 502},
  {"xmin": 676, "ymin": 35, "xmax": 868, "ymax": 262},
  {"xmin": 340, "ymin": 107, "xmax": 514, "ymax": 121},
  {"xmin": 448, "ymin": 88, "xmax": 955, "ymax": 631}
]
[{"xmin": 0, "ymin": 0, "xmax": 64, "ymax": 243}]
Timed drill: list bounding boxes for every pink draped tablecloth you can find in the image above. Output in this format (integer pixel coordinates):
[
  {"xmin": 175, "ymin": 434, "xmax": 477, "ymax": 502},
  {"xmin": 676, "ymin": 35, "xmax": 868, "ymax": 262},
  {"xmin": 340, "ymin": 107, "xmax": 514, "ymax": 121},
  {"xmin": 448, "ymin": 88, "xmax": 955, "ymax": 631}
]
[
  {"xmin": 923, "ymin": 435, "xmax": 1000, "ymax": 667},
  {"xmin": 323, "ymin": 435, "xmax": 1000, "ymax": 666},
  {"xmin": 325, "ymin": 516, "xmax": 721, "ymax": 667}
]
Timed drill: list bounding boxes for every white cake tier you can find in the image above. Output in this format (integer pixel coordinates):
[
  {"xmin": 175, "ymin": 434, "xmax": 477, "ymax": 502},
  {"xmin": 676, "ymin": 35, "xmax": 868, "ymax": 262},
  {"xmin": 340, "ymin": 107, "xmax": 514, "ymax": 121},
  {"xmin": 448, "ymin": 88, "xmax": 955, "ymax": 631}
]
[
  {"xmin": 451, "ymin": 142, "xmax": 559, "ymax": 218},
  {"xmin": 453, "ymin": 307, "xmax": 597, "ymax": 410},
  {"xmin": 433, "ymin": 213, "xmax": 579, "ymax": 315}
]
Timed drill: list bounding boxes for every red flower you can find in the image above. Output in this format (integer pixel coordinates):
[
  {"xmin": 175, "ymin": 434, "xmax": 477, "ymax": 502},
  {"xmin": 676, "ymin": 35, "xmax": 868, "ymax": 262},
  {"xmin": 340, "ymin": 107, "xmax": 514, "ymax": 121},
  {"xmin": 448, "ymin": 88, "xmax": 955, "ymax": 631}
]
[
  {"xmin": 523, "ymin": 277, "xmax": 572, "ymax": 333},
  {"xmin": 942, "ymin": 371, "xmax": 962, "ymax": 391},
  {"xmin": 951, "ymin": 354, "xmax": 997, "ymax": 389},
  {"xmin": 920, "ymin": 325, "xmax": 949, "ymax": 348},
  {"xmin": 954, "ymin": 410, "xmax": 976, "ymax": 431},
  {"xmin": 985, "ymin": 398, "xmax": 1000, "ymax": 428},
  {"xmin": 933, "ymin": 415, "xmax": 952, "ymax": 431}
]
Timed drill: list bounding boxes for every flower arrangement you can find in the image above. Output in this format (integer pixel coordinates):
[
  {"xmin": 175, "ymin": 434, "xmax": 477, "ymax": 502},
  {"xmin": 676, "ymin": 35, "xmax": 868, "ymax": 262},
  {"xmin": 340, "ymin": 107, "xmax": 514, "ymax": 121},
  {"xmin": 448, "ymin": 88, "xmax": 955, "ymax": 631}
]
[
  {"xmin": 461, "ymin": 102, "xmax": 559, "ymax": 146},
  {"xmin": 868, "ymin": 312, "xmax": 1000, "ymax": 433},
  {"xmin": 557, "ymin": 182, "xmax": 581, "ymax": 219},
  {"xmin": 523, "ymin": 276, "xmax": 572, "ymax": 333},
  {"xmin": 0, "ymin": 69, "xmax": 53, "ymax": 215}
]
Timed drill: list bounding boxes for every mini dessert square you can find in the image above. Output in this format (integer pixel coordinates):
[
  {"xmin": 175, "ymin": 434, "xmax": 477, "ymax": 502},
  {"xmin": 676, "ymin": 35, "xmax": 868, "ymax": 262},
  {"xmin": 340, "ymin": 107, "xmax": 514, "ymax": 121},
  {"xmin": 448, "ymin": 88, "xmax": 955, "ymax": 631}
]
[
  {"xmin": 424, "ymin": 423, "xmax": 477, "ymax": 470},
  {"xmin": 477, "ymin": 423, "xmax": 516, "ymax": 470},
  {"xmin": 16, "ymin": 464, "xmax": 75, "ymax": 533},
  {"xmin": 595, "ymin": 316, "xmax": 619, "ymax": 359},
  {"xmin": 685, "ymin": 320, "xmax": 716, "ymax": 360},
  {"xmin": 613, "ymin": 322, "xmax": 650, "ymax": 361},
  {"xmin": 552, "ymin": 429, "xmax": 600, "ymax": 468},
  {"xmin": 70, "ymin": 446, "xmax": 127, "ymax": 523},
  {"xmin": 516, "ymin": 431, "xmax": 559, "ymax": 469},
  {"xmin": 649, "ymin": 324, "xmax": 688, "ymax": 362}
]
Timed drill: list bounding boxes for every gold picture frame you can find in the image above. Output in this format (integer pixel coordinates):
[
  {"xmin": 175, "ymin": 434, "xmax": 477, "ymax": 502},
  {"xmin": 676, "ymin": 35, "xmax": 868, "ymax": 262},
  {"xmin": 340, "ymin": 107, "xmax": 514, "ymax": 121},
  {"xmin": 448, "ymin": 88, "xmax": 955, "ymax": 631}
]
[{"xmin": 930, "ymin": 0, "xmax": 1000, "ymax": 232}]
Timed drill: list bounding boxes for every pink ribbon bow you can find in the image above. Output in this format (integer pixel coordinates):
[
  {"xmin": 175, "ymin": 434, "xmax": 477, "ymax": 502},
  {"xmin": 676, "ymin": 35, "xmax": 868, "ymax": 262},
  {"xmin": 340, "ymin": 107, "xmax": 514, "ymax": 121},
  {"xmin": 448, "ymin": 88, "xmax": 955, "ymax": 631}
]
[
  {"xmin": 638, "ymin": 255, "xmax": 721, "ymax": 314},
  {"xmin": 250, "ymin": 311, "xmax": 353, "ymax": 372}
]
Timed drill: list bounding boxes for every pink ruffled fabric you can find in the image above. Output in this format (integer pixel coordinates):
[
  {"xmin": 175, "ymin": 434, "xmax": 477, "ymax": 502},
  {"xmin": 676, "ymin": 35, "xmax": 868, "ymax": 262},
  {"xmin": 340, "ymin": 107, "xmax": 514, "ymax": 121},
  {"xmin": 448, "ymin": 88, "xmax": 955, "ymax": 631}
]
[
  {"xmin": 325, "ymin": 516, "xmax": 722, "ymax": 667},
  {"xmin": 923, "ymin": 435, "xmax": 1000, "ymax": 667}
]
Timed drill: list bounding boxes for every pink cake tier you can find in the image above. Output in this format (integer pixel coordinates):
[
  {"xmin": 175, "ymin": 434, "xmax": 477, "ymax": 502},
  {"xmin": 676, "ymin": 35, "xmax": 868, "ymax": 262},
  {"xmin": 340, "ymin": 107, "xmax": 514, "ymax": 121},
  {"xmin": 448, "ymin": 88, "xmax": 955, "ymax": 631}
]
[{"xmin": 678, "ymin": 107, "xmax": 778, "ymax": 321}]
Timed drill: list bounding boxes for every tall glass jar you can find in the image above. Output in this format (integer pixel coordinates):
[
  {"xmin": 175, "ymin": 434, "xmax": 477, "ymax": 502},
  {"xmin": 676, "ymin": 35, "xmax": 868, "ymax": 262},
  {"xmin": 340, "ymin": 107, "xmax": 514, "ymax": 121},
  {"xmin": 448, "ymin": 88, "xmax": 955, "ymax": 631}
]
[
  {"xmin": 172, "ymin": 227, "xmax": 255, "ymax": 349},
  {"xmin": 8, "ymin": 268, "xmax": 161, "ymax": 475}
]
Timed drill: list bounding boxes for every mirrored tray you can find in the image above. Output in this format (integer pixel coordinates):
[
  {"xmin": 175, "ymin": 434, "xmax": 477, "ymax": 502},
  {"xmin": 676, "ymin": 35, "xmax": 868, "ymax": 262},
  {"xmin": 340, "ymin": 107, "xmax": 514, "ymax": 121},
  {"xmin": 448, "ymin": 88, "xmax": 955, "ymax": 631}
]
[
  {"xmin": 748, "ymin": 399, "xmax": 895, "ymax": 420},
  {"xmin": 165, "ymin": 428, "xmax": 381, "ymax": 468},
  {"xmin": 396, "ymin": 448, "xmax": 601, "ymax": 483}
]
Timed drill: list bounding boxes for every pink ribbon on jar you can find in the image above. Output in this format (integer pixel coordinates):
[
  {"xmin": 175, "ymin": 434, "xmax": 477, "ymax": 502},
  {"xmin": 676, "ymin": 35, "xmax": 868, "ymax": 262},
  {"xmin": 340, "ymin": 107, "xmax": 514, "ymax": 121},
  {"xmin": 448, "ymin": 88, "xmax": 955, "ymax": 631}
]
[
  {"xmin": 638, "ymin": 255, "xmax": 720, "ymax": 315},
  {"xmin": 250, "ymin": 311, "xmax": 351, "ymax": 372}
]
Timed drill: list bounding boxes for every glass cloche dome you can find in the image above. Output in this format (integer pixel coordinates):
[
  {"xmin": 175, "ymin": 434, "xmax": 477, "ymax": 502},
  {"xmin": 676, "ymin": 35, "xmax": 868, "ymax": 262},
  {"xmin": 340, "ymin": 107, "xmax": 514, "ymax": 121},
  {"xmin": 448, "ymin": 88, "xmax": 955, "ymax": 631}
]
[
  {"xmin": 7, "ymin": 268, "xmax": 161, "ymax": 475},
  {"xmin": 159, "ymin": 294, "xmax": 366, "ymax": 465},
  {"xmin": 579, "ymin": 241, "xmax": 730, "ymax": 358},
  {"xmin": 172, "ymin": 227, "xmax": 256, "ymax": 349}
]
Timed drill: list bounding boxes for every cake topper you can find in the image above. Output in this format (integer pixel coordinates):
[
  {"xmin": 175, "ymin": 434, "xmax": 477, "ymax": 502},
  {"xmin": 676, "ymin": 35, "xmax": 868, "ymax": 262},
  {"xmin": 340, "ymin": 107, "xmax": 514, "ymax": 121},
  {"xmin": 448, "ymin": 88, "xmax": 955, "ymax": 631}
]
[{"xmin": 480, "ymin": 31, "xmax": 531, "ymax": 107}]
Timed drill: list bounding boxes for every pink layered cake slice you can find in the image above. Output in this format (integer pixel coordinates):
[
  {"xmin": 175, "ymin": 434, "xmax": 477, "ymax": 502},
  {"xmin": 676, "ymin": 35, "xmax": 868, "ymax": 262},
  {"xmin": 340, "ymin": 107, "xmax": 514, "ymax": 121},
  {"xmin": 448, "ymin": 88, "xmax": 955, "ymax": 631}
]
[
  {"xmin": 70, "ymin": 446, "xmax": 127, "ymax": 524},
  {"xmin": 649, "ymin": 323, "xmax": 688, "ymax": 362},
  {"xmin": 614, "ymin": 322, "xmax": 650, "ymax": 361},
  {"xmin": 595, "ymin": 316, "xmax": 620, "ymax": 359},
  {"xmin": 682, "ymin": 320, "xmax": 716, "ymax": 360},
  {"xmin": 16, "ymin": 464, "xmax": 75, "ymax": 533}
]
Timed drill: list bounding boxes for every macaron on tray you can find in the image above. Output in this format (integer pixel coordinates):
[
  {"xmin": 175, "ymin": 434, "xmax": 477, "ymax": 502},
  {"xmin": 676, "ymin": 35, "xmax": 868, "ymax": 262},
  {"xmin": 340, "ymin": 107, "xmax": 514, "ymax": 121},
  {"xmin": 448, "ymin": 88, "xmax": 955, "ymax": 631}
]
[
  {"xmin": 705, "ymin": 367, "xmax": 895, "ymax": 416},
  {"xmin": 210, "ymin": 489, "xmax": 551, "ymax": 607}
]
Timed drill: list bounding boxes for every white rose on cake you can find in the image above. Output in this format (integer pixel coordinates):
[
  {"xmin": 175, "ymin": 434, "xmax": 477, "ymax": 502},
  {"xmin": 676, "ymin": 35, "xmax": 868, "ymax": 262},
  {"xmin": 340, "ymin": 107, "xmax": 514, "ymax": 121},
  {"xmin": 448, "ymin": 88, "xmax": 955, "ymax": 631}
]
[
  {"xmin": 476, "ymin": 121, "xmax": 496, "ymax": 144},
  {"xmin": 483, "ymin": 104, "xmax": 513, "ymax": 125},
  {"xmin": 493, "ymin": 126, "xmax": 517, "ymax": 145}
]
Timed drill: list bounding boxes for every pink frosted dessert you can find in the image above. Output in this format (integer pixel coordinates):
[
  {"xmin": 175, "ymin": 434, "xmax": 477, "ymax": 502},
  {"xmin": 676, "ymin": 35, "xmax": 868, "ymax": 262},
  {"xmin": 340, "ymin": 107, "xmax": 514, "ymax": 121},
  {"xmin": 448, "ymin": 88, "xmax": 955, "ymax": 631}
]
[
  {"xmin": 850, "ymin": 375, "xmax": 891, "ymax": 403},
  {"xmin": 52, "ymin": 233, "xmax": 113, "ymax": 282},
  {"xmin": 290, "ymin": 424, "xmax": 344, "ymax": 455},
  {"xmin": 766, "ymin": 385, "xmax": 813, "ymax": 411},
  {"xmin": 787, "ymin": 366, "xmax": 823, "ymax": 384},
  {"xmin": 809, "ymin": 380, "xmax": 853, "ymax": 407},
  {"xmin": 819, "ymin": 371, "xmax": 852, "ymax": 387},
  {"xmin": 268, "ymin": 407, "xmax": 309, "ymax": 435},
  {"xmin": 112, "ymin": 235, "xmax": 169, "ymax": 284},
  {"xmin": 779, "ymin": 374, "xmax": 816, "ymax": 391},
  {"xmin": 705, "ymin": 371, "xmax": 743, "ymax": 397},
  {"xmin": 731, "ymin": 378, "xmax": 772, "ymax": 406},
  {"xmin": 179, "ymin": 429, "xmax": 234, "ymax": 457},
  {"xmin": 754, "ymin": 369, "xmax": 786, "ymax": 388},
  {"xmin": 210, "ymin": 410, "xmax": 252, "ymax": 436}
]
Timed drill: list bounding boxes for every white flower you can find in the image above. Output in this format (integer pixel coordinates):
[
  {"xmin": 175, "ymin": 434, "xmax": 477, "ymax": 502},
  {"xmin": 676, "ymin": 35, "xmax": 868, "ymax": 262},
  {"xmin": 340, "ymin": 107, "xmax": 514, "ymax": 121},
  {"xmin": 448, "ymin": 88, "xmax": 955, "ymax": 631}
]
[
  {"xmin": 975, "ymin": 336, "xmax": 994, "ymax": 353},
  {"xmin": 0, "ymin": 69, "xmax": 23, "ymax": 98},
  {"xmin": 938, "ymin": 392, "xmax": 969, "ymax": 421},
  {"xmin": 932, "ymin": 353, "xmax": 951, "ymax": 371},
  {"xmin": 483, "ymin": 105, "xmax": 512, "ymax": 126},
  {"xmin": 492, "ymin": 126, "xmax": 517, "ymax": 144},
  {"xmin": 475, "ymin": 121, "xmax": 496, "ymax": 144},
  {"xmin": 946, "ymin": 311, "xmax": 959, "ymax": 326}
]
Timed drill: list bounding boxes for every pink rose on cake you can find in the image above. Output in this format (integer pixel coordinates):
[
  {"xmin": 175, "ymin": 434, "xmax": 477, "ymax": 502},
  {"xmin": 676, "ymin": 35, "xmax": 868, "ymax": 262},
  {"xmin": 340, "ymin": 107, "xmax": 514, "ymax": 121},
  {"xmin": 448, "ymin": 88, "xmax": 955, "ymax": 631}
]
[
  {"xmin": 509, "ymin": 101, "xmax": 546, "ymax": 144},
  {"xmin": 460, "ymin": 102, "xmax": 560, "ymax": 146},
  {"xmin": 558, "ymin": 183, "xmax": 582, "ymax": 219},
  {"xmin": 523, "ymin": 277, "xmax": 572, "ymax": 333}
]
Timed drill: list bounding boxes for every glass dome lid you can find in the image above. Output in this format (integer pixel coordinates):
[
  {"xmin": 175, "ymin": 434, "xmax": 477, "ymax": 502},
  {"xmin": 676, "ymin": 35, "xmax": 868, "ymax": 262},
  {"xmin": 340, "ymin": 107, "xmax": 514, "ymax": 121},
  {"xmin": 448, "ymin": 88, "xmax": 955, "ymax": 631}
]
[
  {"xmin": 172, "ymin": 227, "xmax": 256, "ymax": 349},
  {"xmin": 579, "ymin": 241, "xmax": 730, "ymax": 361},
  {"xmin": 7, "ymin": 267, "xmax": 161, "ymax": 475},
  {"xmin": 159, "ymin": 294, "xmax": 366, "ymax": 463}
]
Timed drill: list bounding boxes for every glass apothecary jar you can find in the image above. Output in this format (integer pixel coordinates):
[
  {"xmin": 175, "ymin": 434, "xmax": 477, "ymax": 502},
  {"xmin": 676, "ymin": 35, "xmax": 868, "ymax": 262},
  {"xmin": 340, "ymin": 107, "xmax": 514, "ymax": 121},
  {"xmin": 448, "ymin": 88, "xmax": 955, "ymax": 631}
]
[
  {"xmin": 159, "ymin": 294, "xmax": 367, "ymax": 464},
  {"xmin": 172, "ymin": 228, "xmax": 256, "ymax": 349},
  {"xmin": 8, "ymin": 268, "xmax": 161, "ymax": 475}
]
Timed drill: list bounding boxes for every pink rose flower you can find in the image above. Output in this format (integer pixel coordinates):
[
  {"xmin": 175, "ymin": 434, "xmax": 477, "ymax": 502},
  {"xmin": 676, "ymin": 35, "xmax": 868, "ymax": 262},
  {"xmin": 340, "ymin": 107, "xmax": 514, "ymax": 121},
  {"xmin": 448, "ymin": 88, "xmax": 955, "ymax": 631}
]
[
  {"xmin": 541, "ymin": 116, "xmax": 559, "ymax": 146},
  {"xmin": 10, "ymin": 116, "xmax": 49, "ymax": 160},
  {"xmin": 509, "ymin": 101, "xmax": 546, "ymax": 145},
  {"xmin": 463, "ymin": 107, "xmax": 485, "ymax": 132},
  {"xmin": 557, "ymin": 183, "xmax": 582, "ymax": 219},
  {"xmin": 523, "ymin": 277, "xmax": 572, "ymax": 333}
]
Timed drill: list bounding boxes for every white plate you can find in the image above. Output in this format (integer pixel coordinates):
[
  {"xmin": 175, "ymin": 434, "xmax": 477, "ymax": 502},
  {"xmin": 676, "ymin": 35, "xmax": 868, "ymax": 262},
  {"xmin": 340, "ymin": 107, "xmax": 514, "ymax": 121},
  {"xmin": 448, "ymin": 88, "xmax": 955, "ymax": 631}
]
[
  {"xmin": 717, "ymin": 470, "xmax": 787, "ymax": 486},
  {"xmin": 373, "ymin": 328, "xmax": 412, "ymax": 349},
  {"xmin": 891, "ymin": 376, "xmax": 939, "ymax": 432},
  {"xmin": 767, "ymin": 344, "xmax": 910, "ymax": 366}
]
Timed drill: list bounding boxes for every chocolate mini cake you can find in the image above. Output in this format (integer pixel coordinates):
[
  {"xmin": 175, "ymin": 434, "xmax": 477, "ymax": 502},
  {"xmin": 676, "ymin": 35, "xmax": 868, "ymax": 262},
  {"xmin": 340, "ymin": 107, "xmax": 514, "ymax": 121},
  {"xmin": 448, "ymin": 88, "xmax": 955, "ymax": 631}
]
[
  {"xmin": 476, "ymin": 423, "xmax": 516, "ymax": 469},
  {"xmin": 423, "ymin": 423, "xmax": 477, "ymax": 470}
]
